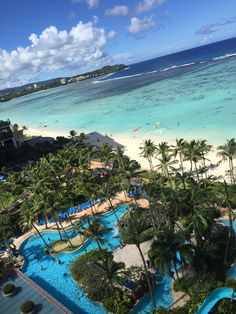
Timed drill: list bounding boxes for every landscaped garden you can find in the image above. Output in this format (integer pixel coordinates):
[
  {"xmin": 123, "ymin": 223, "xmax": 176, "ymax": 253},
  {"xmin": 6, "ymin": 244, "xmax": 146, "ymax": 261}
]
[{"xmin": 1, "ymin": 135, "xmax": 236, "ymax": 313}]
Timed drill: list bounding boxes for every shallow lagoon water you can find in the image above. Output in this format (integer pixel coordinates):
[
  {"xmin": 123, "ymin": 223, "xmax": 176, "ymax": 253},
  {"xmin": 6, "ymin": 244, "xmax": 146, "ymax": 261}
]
[{"xmin": 1, "ymin": 55, "xmax": 236, "ymax": 144}]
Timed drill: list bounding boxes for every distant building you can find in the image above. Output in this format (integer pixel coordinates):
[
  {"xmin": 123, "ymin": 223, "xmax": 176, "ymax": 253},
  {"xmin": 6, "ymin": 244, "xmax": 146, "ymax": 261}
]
[
  {"xmin": 0, "ymin": 120, "xmax": 18, "ymax": 149},
  {"xmin": 60, "ymin": 78, "xmax": 67, "ymax": 85}
]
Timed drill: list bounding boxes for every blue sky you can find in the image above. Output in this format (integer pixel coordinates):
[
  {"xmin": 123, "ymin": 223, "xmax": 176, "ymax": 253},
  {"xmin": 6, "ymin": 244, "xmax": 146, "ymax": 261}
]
[{"xmin": 0, "ymin": 0, "xmax": 235, "ymax": 88}]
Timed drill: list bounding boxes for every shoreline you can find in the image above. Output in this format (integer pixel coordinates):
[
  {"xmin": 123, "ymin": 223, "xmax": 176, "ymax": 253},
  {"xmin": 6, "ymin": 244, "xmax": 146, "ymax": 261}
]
[{"xmin": 25, "ymin": 126, "xmax": 230, "ymax": 180}]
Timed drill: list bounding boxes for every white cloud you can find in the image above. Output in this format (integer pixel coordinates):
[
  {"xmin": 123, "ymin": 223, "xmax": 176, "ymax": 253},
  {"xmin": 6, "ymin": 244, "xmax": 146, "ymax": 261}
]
[
  {"xmin": 128, "ymin": 16, "xmax": 155, "ymax": 35},
  {"xmin": 136, "ymin": 0, "xmax": 166, "ymax": 14},
  {"xmin": 105, "ymin": 5, "xmax": 128, "ymax": 16},
  {"xmin": 72, "ymin": 0, "xmax": 99, "ymax": 9},
  {"xmin": 0, "ymin": 21, "xmax": 116, "ymax": 88},
  {"xmin": 108, "ymin": 31, "xmax": 117, "ymax": 38}
]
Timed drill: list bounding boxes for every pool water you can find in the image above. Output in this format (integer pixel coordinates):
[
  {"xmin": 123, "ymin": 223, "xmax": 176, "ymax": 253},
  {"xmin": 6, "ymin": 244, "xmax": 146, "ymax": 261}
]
[
  {"xmin": 20, "ymin": 205, "xmax": 128, "ymax": 313},
  {"xmin": 131, "ymin": 272, "xmax": 173, "ymax": 313},
  {"xmin": 20, "ymin": 204, "xmax": 173, "ymax": 313}
]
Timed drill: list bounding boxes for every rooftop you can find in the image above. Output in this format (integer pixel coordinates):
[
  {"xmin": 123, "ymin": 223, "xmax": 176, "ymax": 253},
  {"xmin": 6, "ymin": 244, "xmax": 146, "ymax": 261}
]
[{"xmin": 0, "ymin": 270, "xmax": 70, "ymax": 314}]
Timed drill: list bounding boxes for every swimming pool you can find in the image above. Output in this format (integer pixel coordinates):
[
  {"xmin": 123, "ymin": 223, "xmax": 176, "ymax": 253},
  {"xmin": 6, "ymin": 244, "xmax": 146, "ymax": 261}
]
[
  {"xmin": 19, "ymin": 204, "xmax": 173, "ymax": 313},
  {"xmin": 20, "ymin": 204, "xmax": 129, "ymax": 313}
]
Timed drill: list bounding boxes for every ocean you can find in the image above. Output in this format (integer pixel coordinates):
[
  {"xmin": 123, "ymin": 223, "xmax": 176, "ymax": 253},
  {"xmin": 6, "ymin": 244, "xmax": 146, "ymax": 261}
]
[{"xmin": 0, "ymin": 37, "xmax": 236, "ymax": 144}]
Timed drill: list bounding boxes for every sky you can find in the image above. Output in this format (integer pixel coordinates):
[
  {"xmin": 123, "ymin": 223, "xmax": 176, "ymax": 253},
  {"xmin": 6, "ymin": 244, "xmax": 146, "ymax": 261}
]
[{"xmin": 0, "ymin": 0, "xmax": 236, "ymax": 89}]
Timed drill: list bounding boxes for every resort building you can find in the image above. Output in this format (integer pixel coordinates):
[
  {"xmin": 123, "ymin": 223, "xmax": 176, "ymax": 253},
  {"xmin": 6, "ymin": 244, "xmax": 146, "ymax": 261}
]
[{"xmin": 0, "ymin": 120, "xmax": 18, "ymax": 149}]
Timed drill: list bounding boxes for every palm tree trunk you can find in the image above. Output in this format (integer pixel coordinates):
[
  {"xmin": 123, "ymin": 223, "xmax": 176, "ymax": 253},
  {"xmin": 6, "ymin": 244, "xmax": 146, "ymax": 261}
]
[
  {"xmin": 43, "ymin": 213, "xmax": 48, "ymax": 229},
  {"xmin": 230, "ymin": 158, "xmax": 235, "ymax": 184},
  {"xmin": 53, "ymin": 216, "xmax": 63, "ymax": 240},
  {"xmin": 32, "ymin": 223, "xmax": 48, "ymax": 247},
  {"xmin": 166, "ymin": 168, "xmax": 173, "ymax": 188},
  {"xmin": 179, "ymin": 153, "xmax": 184, "ymax": 176},
  {"xmin": 137, "ymin": 244, "xmax": 156, "ymax": 309},
  {"xmin": 190, "ymin": 158, "xmax": 193, "ymax": 174},
  {"xmin": 68, "ymin": 216, "xmax": 87, "ymax": 252},
  {"xmin": 173, "ymin": 261, "xmax": 179, "ymax": 280},
  {"xmin": 108, "ymin": 198, "xmax": 119, "ymax": 221},
  {"xmin": 194, "ymin": 161, "xmax": 200, "ymax": 185},
  {"xmin": 59, "ymin": 222, "xmax": 74, "ymax": 247},
  {"xmin": 148, "ymin": 157, "xmax": 154, "ymax": 174}
]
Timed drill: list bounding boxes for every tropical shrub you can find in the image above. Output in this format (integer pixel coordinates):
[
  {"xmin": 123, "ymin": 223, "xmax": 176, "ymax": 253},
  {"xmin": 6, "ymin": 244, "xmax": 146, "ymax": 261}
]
[
  {"xmin": 71, "ymin": 249, "xmax": 136, "ymax": 313},
  {"xmin": 20, "ymin": 300, "xmax": 35, "ymax": 313},
  {"xmin": 2, "ymin": 283, "xmax": 15, "ymax": 295}
]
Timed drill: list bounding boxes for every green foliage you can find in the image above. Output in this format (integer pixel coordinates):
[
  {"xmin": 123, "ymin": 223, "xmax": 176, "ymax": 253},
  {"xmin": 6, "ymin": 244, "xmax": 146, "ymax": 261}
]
[
  {"xmin": 20, "ymin": 301, "xmax": 35, "ymax": 313},
  {"xmin": 154, "ymin": 307, "xmax": 188, "ymax": 314},
  {"xmin": 2, "ymin": 283, "xmax": 15, "ymax": 294},
  {"xmin": 103, "ymin": 289, "xmax": 133, "ymax": 314},
  {"xmin": 216, "ymin": 299, "xmax": 236, "ymax": 313},
  {"xmin": 71, "ymin": 249, "xmax": 134, "ymax": 313}
]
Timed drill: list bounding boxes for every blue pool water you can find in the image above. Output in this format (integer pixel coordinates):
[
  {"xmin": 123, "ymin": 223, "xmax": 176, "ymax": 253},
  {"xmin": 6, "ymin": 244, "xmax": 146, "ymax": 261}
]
[
  {"xmin": 20, "ymin": 205, "xmax": 128, "ymax": 314},
  {"xmin": 20, "ymin": 204, "xmax": 173, "ymax": 313},
  {"xmin": 132, "ymin": 272, "xmax": 173, "ymax": 313}
]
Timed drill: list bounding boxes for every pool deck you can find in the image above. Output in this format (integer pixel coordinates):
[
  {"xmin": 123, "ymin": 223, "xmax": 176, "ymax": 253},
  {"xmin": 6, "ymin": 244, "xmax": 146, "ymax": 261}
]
[
  {"xmin": 13, "ymin": 194, "xmax": 149, "ymax": 250},
  {"xmin": 0, "ymin": 270, "xmax": 71, "ymax": 314}
]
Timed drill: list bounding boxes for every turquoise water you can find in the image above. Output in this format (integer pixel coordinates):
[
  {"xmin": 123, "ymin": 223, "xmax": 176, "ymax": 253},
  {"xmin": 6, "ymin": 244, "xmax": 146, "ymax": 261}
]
[
  {"xmin": 20, "ymin": 204, "xmax": 173, "ymax": 313},
  {"xmin": 1, "ymin": 57, "xmax": 236, "ymax": 143},
  {"xmin": 132, "ymin": 272, "xmax": 173, "ymax": 313},
  {"xmin": 20, "ymin": 205, "xmax": 128, "ymax": 314}
]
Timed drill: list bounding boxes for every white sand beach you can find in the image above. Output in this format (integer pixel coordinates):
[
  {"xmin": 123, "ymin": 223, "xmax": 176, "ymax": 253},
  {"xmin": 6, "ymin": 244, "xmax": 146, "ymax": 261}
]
[{"xmin": 25, "ymin": 127, "xmax": 230, "ymax": 182}]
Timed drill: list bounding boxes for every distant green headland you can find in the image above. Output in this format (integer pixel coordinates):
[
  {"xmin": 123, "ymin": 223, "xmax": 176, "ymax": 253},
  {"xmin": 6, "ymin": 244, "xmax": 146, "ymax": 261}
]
[{"xmin": 0, "ymin": 64, "xmax": 127, "ymax": 103}]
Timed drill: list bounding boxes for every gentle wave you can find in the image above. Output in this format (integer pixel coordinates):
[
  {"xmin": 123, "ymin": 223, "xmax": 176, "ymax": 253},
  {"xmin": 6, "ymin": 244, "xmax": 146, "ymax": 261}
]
[
  {"xmin": 93, "ymin": 72, "xmax": 145, "ymax": 83},
  {"xmin": 160, "ymin": 62, "xmax": 195, "ymax": 72},
  {"xmin": 146, "ymin": 70, "xmax": 158, "ymax": 74},
  {"xmin": 92, "ymin": 53, "xmax": 236, "ymax": 84},
  {"xmin": 212, "ymin": 52, "xmax": 236, "ymax": 61}
]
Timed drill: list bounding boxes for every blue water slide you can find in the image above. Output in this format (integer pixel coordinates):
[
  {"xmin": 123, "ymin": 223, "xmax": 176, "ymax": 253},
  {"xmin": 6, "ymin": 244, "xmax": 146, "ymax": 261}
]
[{"xmin": 196, "ymin": 287, "xmax": 235, "ymax": 314}]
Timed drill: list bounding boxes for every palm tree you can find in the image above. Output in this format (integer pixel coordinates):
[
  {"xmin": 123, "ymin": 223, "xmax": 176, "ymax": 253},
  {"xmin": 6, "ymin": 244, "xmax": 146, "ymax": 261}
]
[
  {"xmin": 82, "ymin": 217, "xmax": 111, "ymax": 260},
  {"xmin": 90, "ymin": 256, "xmax": 125, "ymax": 294},
  {"xmin": 172, "ymin": 138, "xmax": 186, "ymax": 176},
  {"xmin": 0, "ymin": 212, "xmax": 13, "ymax": 248},
  {"xmin": 69, "ymin": 130, "xmax": 77, "ymax": 139},
  {"xmin": 20, "ymin": 202, "xmax": 48, "ymax": 248},
  {"xmin": 100, "ymin": 143, "xmax": 114, "ymax": 170},
  {"xmin": 198, "ymin": 140, "xmax": 212, "ymax": 177},
  {"xmin": 156, "ymin": 143, "xmax": 177, "ymax": 188},
  {"xmin": 119, "ymin": 212, "xmax": 156, "ymax": 309},
  {"xmin": 149, "ymin": 229, "xmax": 180, "ymax": 280},
  {"xmin": 183, "ymin": 140, "xmax": 202, "ymax": 184},
  {"xmin": 140, "ymin": 139, "xmax": 157, "ymax": 173},
  {"xmin": 217, "ymin": 139, "xmax": 236, "ymax": 183},
  {"xmin": 99, "ymin": 178, "xmax": 119, "ymax": 220}
]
